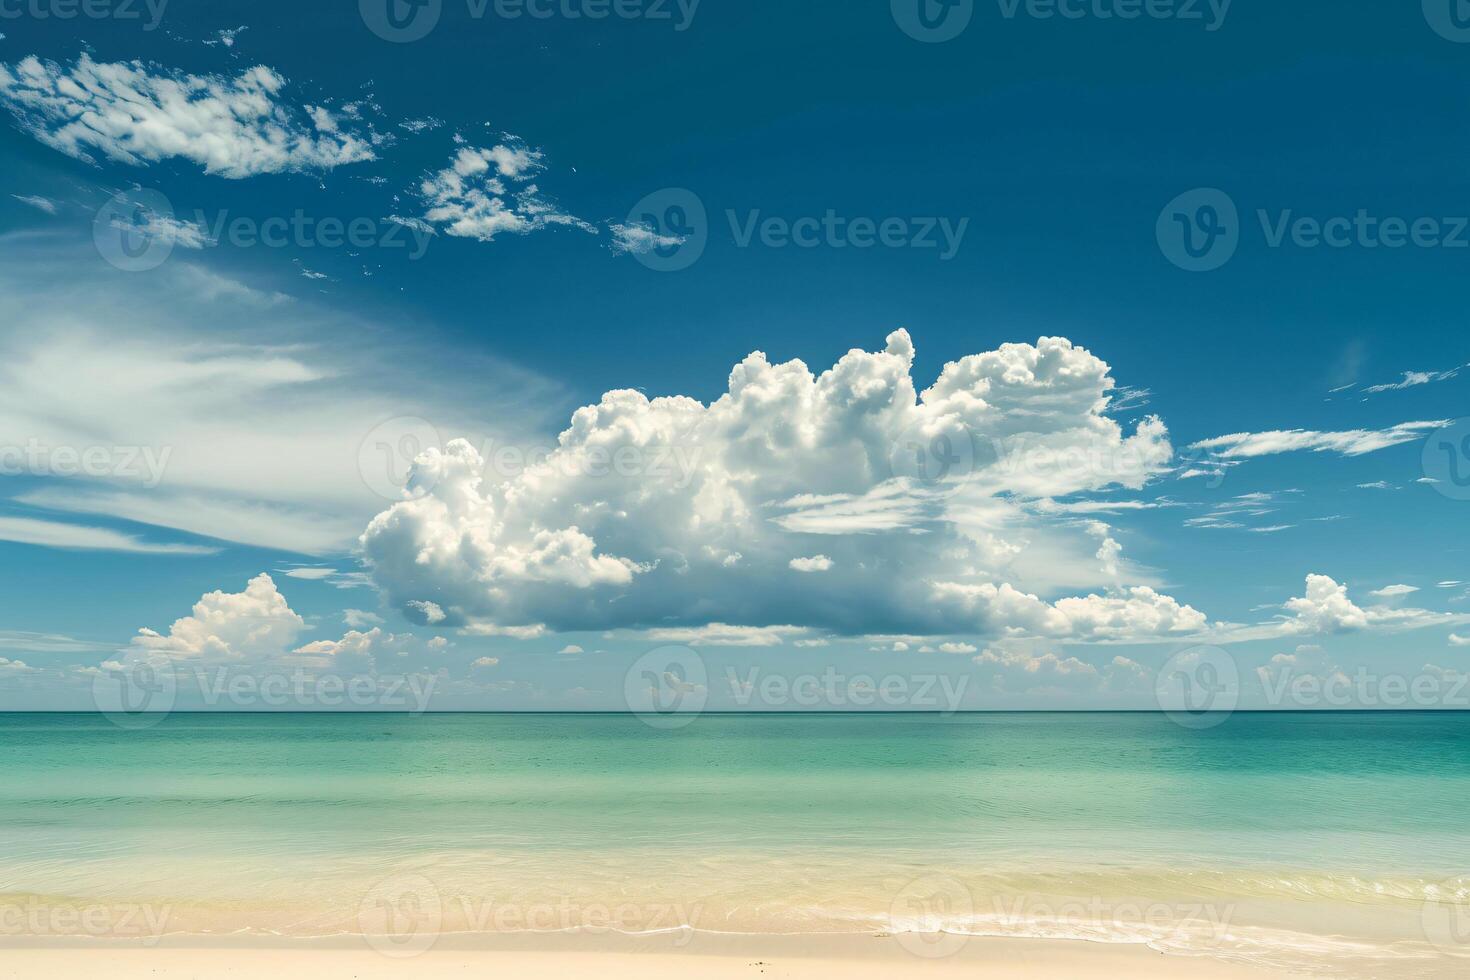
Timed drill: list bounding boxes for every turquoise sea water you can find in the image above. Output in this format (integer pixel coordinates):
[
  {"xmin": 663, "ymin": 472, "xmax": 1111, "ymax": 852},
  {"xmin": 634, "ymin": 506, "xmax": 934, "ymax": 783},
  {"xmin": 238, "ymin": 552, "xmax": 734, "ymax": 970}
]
[{"xmin": 0, "ymin": 712, "xmax": 1466, "ymax": 975}]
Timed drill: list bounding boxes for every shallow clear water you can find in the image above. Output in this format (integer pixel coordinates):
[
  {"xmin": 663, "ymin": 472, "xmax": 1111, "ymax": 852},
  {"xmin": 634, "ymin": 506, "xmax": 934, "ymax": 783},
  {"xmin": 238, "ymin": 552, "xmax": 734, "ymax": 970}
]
[{"xmin": 0, "ymin": 712, "xmax": 1466, "ymax": 975}]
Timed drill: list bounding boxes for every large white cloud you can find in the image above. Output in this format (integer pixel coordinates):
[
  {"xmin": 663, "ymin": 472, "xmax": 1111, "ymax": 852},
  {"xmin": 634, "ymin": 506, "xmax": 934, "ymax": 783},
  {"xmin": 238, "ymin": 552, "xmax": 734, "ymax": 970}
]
[
  {"xmin": 361, "ymin": 331, "xmax": 1189, "ymax": 638},
  {"xmin": 0, "ymin": 54, "xmax": 378, "ymax": 177}
]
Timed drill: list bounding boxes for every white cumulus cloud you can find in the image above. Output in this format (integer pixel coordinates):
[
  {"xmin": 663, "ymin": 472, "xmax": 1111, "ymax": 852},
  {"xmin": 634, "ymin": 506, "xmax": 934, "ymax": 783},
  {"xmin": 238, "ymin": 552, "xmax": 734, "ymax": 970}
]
[
  {"xmin": 125, "ymin": 573, "xmax": 306, "ymax": 664},
  {"xmin": 360, "ymin": 331, "xmax": 1188, "ymax": 639}
]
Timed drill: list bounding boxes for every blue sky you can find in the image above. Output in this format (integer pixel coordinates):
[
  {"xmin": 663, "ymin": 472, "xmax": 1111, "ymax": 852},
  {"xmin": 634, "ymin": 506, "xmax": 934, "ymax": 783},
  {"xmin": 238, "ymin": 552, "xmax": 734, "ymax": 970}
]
[{"xmin": 0, "ymin": 0, "xmax": 1468, "ymax": 713}]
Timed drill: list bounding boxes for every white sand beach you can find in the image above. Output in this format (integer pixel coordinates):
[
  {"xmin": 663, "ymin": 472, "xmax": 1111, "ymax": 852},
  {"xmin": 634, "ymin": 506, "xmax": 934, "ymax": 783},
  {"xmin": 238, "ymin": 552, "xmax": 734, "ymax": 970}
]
[{"xmin": 0, "ymin": 932, "xmax": 1330, "ymax": 979}]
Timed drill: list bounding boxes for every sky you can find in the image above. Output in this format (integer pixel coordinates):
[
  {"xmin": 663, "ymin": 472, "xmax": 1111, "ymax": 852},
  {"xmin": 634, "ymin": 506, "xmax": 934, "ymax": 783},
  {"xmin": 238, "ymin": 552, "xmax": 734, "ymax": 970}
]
[{"xmin": 0, "ymin": 0, "xmax": 1468, "ymax": 714}]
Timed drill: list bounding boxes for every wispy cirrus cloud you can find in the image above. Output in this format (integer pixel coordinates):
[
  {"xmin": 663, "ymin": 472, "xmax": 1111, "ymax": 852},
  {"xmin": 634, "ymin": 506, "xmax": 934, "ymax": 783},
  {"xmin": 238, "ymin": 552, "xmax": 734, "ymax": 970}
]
[
  {"xmin": 1356, "ymin": 363, "xmax": 1466, "ymax": 395},
  {"xmin": 1190, "ymin": 421, "xmax": 1447, "ymax": 459},
  {"xmin": 0, "ymin": 516, "xmax": 217, "ymax": 555},
  {"xmin": 0, "ymin": 237, "xmax": 563, "ymax": 556},
  {"xmin": 1184, "ymin": 489, "xmax": 1300, "ymax": 532},
  {"xmin": 11, "ymin": 193, "xmax": 57, "ymax": 214},
  {"xmin": 0, "ymin": 53, "xmax": 380, "ymax": 177}
]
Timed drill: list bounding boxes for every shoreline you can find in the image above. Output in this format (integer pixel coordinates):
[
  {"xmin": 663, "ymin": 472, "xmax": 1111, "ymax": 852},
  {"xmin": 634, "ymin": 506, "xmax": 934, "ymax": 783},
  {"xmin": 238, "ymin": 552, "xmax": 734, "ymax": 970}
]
[{"xmin": 0, "ymin": 932, "xmax": 1328, "ymax": 979}]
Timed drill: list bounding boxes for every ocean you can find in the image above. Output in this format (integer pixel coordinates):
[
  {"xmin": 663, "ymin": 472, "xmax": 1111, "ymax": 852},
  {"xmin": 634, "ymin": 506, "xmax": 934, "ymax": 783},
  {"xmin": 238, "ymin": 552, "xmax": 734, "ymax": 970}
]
[{"xmin": 0, "ymin": 711, "xmax": 1465, "ymax": 976}]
